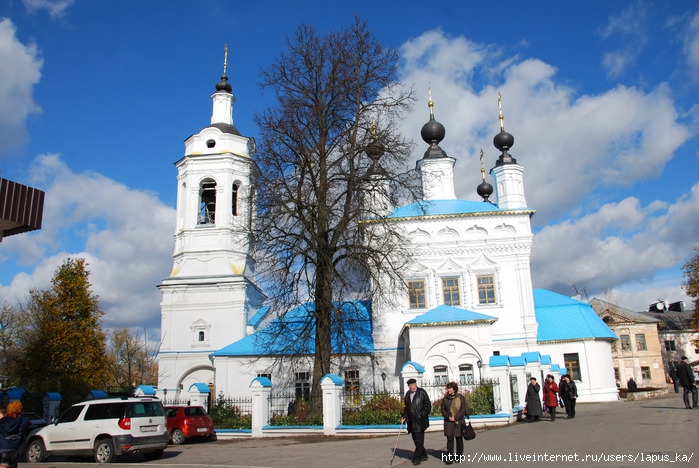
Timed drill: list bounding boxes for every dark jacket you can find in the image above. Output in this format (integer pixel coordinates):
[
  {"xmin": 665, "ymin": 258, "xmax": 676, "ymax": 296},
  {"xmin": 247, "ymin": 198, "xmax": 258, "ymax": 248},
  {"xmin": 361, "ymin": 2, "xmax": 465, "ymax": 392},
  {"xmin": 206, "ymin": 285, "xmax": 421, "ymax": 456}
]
[
  {"xmin": 441, "ymin": 393, "xmax": 468, "ymax": 437},
  {"xmin": 677, "ymin": 360, "xmax": 696, "ymax": 386},
  {"xmin": 561, "ymin": 379, "xmax": 578, "ymax": 400},
  {"xmin": 525, "ymin": 382, "xmax": 542, "ymax": 417},
  {"xmin": 403, "ymin": 387, "xmax": 431, "ymax": 433},
  {"xmin": 0, "ymin": 416, "xmax": 29, "ymax": 452}
]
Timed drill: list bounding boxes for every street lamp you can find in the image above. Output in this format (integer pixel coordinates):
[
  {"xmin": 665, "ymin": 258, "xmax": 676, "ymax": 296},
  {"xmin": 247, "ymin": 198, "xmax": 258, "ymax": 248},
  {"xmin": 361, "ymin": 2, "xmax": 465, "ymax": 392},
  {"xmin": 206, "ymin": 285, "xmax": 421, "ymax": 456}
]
[
  {"xmin": 163, "ymin": 388, "xmax": 168, "ymax": 403},
  {"xmin": 381, "ymin": 372, "xmax": 387, "ymax": 392}
]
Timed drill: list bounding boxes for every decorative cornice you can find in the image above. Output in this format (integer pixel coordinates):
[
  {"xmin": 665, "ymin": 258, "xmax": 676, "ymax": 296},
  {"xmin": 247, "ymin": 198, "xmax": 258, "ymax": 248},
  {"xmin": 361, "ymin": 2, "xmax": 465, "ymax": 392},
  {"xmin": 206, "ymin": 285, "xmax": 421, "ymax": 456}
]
[{"xmin": 361, "ymin": 208, "xmax": 536, "ymax": 224}]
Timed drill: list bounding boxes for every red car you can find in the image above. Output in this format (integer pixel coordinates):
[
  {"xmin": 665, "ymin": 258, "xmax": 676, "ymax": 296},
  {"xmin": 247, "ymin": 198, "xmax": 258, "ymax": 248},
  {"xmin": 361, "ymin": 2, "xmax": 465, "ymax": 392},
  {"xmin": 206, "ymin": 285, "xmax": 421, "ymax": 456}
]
[{"xmin": 164, "ymin": 406, "xmax": 215, "ymax": 445}]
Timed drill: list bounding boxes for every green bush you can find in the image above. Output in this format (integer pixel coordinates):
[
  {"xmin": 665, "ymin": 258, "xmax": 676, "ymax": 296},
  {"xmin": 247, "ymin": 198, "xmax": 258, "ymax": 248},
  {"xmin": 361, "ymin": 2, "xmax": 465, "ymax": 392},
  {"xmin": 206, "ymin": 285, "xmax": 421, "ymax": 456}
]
[
  {"xmin": 342, "ymin": 392, "xmax": 402, "ymax": 425},
  {"xmin": 432, "ymin": 381, "xmax": 496, "ymax": 416},
  {"xmin": 270, "ymin": 398, "xmax": 323, "ymax": 426},
  {"xmin": 464, "ymin": 380, "xmax": 495, "ymax": 415},
  {"xmin": 209, "ymin": 393, "xmax": 252, "ymax": 429}
]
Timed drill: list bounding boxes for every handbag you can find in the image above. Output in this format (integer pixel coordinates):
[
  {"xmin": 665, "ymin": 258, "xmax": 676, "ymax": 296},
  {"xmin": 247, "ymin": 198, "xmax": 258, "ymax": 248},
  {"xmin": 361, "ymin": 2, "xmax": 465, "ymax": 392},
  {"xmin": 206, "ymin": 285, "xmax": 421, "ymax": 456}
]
[
  {"xmin": 558, "ymin": 397, "xmax": 565, "ymax": 408},
  {"xmin": 462, "ymin": 414, "xmax": 476, "ymax": 440}
]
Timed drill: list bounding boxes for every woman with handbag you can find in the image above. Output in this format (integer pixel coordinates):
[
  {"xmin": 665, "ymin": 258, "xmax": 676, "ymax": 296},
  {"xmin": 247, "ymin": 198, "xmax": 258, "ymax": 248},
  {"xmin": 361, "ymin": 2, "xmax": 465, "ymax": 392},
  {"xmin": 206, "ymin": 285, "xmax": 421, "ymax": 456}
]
[{"xmin": 441, "ymin": 382, "xmax": 468, "ymax": 465}]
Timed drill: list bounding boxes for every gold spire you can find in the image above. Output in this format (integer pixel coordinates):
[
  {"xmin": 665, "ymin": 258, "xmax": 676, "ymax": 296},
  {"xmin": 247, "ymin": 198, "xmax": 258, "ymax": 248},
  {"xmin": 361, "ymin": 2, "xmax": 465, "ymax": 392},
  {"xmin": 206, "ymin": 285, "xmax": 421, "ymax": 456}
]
[
  {"xmin": 498, "ymin": 92, "xmax": 504, "ymax": 132},
  {"xmin": 428, "ymin": 82, "xmax": 434, "ymax": 117},
  {"xmin": 480, "ymin": 149, "xmax": 486, "ymax": 181},
  {"xmin": 223, "ymin": 44, "xmax": 229, "ymax": 75},
  {"xmin": 371, "ymin": 119, "xmax": 377, "ymax": 138}
]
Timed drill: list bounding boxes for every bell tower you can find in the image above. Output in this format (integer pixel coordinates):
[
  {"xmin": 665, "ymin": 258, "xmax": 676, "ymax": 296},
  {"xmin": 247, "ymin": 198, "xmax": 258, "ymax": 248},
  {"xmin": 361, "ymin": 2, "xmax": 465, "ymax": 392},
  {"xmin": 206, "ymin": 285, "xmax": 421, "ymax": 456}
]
[{"xmin": 157, "ymin": 47, "xmax": 265, "ymax": 394}]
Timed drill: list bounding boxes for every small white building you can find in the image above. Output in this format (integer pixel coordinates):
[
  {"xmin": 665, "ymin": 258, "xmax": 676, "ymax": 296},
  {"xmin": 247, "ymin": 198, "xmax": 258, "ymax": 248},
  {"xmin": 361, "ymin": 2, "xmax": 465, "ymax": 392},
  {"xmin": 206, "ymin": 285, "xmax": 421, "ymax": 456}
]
[{"xmin": 158, "ymin": 68, "xmax": 620, "ymax": 407}]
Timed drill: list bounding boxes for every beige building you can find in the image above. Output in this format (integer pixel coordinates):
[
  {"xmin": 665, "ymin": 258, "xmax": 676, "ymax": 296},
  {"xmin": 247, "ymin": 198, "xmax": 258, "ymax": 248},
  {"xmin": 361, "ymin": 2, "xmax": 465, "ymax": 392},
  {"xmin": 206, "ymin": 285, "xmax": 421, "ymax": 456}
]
[{"xmin": 591, "ymin": 299, "xmax": 667, "ymax": 389}]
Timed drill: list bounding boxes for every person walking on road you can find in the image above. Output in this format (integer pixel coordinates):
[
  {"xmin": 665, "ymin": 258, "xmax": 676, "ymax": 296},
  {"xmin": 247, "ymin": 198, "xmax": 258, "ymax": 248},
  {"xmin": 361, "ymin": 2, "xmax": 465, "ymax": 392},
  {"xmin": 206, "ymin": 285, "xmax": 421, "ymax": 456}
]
[
  {"xmin": 402, "ymin": 378, "xmax": 431, "ymax": 465},
  {"xmin": 525, "ymin": 377, "xmax": 542, "ymax": 422},
  {"xmin": 542, "ymin": 374, "xmax": 559, "ymax": 421},
  {"xmin": 676, "ymin": 356, "xmax": 698, "ymax": 409},
  {"xmin": 560, "ymin": 374, "xmax": 578, "ymax": 418},
  {"xmin": 440, "ymin": 382, "xmax": 467, "ymax": 464}
]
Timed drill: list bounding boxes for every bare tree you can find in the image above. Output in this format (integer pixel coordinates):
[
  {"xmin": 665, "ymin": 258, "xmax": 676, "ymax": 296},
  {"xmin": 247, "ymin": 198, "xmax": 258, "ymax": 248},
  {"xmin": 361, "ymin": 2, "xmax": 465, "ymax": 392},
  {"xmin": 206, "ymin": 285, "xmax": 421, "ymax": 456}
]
[
  {"xmin": 253, "ymin": 17, "xmax": 418, "ymax": 404},
  {"xmin": 106, "ymin": 328, "xmax": 159, "ymax": 393}
]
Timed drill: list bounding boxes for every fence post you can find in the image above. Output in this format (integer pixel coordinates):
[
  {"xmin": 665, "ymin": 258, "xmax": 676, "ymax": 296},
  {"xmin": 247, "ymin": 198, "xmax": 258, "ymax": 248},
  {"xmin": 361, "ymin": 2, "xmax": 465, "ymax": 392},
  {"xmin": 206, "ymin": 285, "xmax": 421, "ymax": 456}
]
[
  {"xmin": 401, "ymin": 361, "xmax": 425, "ymax": 392},
  {"xmin": 188, "ymin": 383, "xmax": 211, "ymax": 411},
  {"xmin": 321, "ymin": 374, "xmax": 343, "ymax": 435},
  {"xmin": 250, "ymin": 377, "xmax": 272, "ymax": 437}
]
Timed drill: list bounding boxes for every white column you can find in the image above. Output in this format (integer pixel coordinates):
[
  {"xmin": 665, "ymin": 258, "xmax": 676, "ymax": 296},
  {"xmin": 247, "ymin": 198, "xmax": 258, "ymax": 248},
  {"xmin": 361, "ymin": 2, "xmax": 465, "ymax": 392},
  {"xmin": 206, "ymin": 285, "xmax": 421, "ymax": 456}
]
[
  {"xmin": 250, "ymin": 377, "xmax": 272, "ymax": 437},
  {"xmin": 321, "ymin": 374, "xmax": 343, "ymax": 435}
]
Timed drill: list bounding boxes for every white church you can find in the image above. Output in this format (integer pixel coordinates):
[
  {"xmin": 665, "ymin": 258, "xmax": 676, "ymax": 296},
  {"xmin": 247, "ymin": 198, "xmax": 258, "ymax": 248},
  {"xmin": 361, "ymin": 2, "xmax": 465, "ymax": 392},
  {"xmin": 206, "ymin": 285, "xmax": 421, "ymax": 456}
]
[{"xmin": 157, "ymin": 64, "xmax": 620, "ymax": 407}]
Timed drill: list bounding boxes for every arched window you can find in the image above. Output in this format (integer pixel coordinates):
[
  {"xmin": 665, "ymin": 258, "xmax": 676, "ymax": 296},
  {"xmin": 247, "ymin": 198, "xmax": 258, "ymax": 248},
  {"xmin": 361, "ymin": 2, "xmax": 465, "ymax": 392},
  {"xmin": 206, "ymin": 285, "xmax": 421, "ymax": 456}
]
[
  {"xmin": 198, "ymin": 331, "xmax": 205, "ymax": 342},
  {"xmin": 232, "ymin": 182, "xmax": 239, "ymax": 216},
  {"xmin": 199, "ymin": 179, "xmax": 217, "ymax": 224}
]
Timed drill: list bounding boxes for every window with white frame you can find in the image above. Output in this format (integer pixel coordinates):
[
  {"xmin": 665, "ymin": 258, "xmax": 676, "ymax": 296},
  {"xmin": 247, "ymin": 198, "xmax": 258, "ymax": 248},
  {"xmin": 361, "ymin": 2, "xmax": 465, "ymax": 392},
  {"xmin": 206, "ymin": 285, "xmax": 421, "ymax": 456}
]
[
  {"xmin": 442, "ymin": 277, "xmax": 461, "ymax": 306},
  {"xmin": 408, "ymin": 280, "xmax": 426, "ymax": 309},
  {"xmin": 199, "ymin": 179, "xmax": 217, "ymax": 225},
  {"xmin": 295, "ymin": 372, "xmax": 311, "ymax": 401},
  {"xmin": 477, "ymin": 274, "xmax": 496, "ymax": 304},
  {"xmin": 434, "ymin": 365, "xmax": 448, "ymax": 385},
  {"xmin": 459, "ymin": 364, "xmax": 474, "ymax": 385}
]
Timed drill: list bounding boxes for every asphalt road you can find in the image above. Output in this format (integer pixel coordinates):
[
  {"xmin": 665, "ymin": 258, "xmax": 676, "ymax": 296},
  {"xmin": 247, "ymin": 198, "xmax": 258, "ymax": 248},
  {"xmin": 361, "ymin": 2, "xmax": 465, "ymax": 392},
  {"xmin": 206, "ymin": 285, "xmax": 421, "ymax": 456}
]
[{"xmin": 21, "ymin": 390, "xmax": 699, "ymax": 468}]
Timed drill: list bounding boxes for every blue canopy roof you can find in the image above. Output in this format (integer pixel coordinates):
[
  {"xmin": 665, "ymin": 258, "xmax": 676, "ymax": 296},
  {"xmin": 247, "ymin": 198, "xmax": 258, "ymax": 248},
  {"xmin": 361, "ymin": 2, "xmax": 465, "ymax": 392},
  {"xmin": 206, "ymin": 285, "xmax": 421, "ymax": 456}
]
[
  {"xmin": 405, "ymin": 304, "xmax": 497, "ymax": 326},
  {"xmin": 213, "ymin": 300, "xmax": 373, "ymax": 357},
  {"xmin": 534, "ymin": 289, "xmax": 617, "ymax": 342},
  {"xmin": 387, "ymin": 199, "xmax": 534, "ymax": 220}
]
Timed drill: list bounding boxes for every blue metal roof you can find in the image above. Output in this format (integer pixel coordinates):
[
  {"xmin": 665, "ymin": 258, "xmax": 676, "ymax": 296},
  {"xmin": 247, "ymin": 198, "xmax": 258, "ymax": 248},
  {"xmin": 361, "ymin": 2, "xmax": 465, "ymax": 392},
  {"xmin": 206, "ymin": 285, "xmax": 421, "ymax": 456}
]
[
  {"xmin": 189, "ymin": 382, "xmax": 210, "ymax": 393},
  {"xmin": 213, "ymin": 301, "xmax": 373, "ymax": 357},
  {"xmin": 387, "ymin": 199, "xmax": 534, "ymax": 220},
  {"xmin": 247, "ymin": 305, "xmax": 270, "ymax": 329},
  {"xmin": 534, "ymin": 289, "xmax": 617, "ymax": 342},
  {"xmin": 405, "ymin": 304, "xmax": 497, "ymax": 326}
]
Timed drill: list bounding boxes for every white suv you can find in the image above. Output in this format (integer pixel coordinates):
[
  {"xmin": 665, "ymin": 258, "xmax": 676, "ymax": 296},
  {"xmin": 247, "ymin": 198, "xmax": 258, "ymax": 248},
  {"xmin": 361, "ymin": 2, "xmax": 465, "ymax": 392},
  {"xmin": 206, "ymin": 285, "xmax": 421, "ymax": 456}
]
[{"xmin": 25, "ymin": 397, "xmax": 168, "ymax": 464}]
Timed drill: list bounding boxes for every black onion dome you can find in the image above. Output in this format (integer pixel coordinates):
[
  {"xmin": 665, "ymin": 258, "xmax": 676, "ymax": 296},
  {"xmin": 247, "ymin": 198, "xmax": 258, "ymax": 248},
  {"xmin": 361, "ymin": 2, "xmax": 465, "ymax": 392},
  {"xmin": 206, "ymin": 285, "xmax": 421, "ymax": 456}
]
[
  {"xmin": 365, "ymin": 140, "xmax": 386, "ymax": 162},
  {"xmin": 477, "ymin": 181, "xmax": 494, "ymax": 202},
  {"xmin": 493, "ymin": 130, "xmax": 514, "ymax": 151},
  {"xmin": 421, "ymin": 114, "xmax": 446, "ymax": 145},
  {"xmin": 215, "ymin": 74, "xmax": 232, "ymax": 93},
  {"xmin": 493, "ymin": 130, "xmax": 517, "ymax": 166},
  {"xmin": 421, "ymin": 115, "xmax": 448, "ymax": 159}
]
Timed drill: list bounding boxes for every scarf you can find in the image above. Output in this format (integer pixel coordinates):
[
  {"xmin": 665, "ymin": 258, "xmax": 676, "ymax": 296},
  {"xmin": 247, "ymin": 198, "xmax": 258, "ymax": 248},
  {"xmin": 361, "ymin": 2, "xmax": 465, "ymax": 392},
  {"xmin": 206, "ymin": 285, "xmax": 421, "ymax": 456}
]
[{"xmin": 447, "ymin": 393, "xmax": 461, "ymax": 419}]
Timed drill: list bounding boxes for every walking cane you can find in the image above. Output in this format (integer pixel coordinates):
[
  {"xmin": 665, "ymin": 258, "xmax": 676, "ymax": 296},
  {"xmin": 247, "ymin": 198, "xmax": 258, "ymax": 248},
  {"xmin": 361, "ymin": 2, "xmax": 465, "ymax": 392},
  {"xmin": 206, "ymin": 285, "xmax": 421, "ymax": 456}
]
[{"xmin": 390, "ymin": 419, "xmax": 405, "ymax": 466}]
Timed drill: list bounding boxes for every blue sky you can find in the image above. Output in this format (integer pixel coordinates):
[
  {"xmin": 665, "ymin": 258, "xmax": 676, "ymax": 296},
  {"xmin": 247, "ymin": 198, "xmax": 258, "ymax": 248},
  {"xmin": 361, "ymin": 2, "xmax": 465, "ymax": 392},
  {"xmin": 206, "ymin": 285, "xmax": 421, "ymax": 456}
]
[{"xmin": 1, "ymin": 0, "xmax": 698, "ymax": 336}]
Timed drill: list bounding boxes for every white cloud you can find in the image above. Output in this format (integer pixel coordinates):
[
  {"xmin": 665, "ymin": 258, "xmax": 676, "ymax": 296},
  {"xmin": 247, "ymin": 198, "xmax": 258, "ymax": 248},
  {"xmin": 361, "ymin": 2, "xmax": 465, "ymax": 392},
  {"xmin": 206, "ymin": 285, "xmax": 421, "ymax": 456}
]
[
  {"xmin": 398, "ymin": 29, "xmax": 696, "ymax": 310},
  {"xmin": 597, "ymin": 1, "xmax": 649, "ymax": 78},
  {"xmin": 0, "ymin": 18, "xmax": 42, "ymax": 156},
  {"xmin": 0, "ymin": 154, "xmax": 175, "ymax": 333},
  {"xmin": 681, "ymin": 11, "xmax": 699, "ymax": 82},
  {"xmin": 399, "ymin": 31, "xmax": 691, "ymax": 225},
  {"xmin": 22, "ymin": 0, "xmax": 74, "ymax": 19}
]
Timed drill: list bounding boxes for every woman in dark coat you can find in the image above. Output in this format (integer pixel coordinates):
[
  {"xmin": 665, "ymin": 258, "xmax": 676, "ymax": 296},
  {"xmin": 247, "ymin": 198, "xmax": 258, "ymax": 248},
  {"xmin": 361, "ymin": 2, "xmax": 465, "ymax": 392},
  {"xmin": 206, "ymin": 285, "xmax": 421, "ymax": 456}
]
[
  {"xmin": 441, "ymin": 382, "xmax": 468, "ymax": 464},
  {"xmin": 542, "ymin": 374, "xmax": 559, "ymax": 421},
  {"xmin": 525, "ymin": 377, "xmax": 542, "ymax": 421},
  {"xmin": 0, "ymin": 403, "xmax": 30, "ymax": 468},
  {"xmin": 560, "ymin": 374, "xmax": 578, "ymax": 418}
]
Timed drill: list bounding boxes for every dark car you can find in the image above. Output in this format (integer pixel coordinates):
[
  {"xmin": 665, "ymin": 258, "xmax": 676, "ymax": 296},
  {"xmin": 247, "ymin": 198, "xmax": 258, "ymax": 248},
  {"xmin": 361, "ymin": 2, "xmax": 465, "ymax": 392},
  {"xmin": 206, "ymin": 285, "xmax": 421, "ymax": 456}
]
[{"xmin": 164, "ymin": 406, "xmax": 215, "ymax": 445}]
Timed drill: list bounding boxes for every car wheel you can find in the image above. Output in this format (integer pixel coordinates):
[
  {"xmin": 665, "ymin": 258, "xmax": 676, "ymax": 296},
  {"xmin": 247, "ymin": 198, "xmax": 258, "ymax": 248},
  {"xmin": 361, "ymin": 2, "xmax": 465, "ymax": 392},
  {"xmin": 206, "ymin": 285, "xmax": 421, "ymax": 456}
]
[
  {"xmin": 171, "ymin": 428, "xmax": 186, "ymax": 445},
  {"xmin": 94, "ymin": 437, "xmax": 116, "ymax": 464},
  {"xmin": 26, "ymin": 439, "xmax": 47, "ymax": 463},
  {"xmin": 143, "ymin": 449, "xmax": 164, "ymax": 460}
]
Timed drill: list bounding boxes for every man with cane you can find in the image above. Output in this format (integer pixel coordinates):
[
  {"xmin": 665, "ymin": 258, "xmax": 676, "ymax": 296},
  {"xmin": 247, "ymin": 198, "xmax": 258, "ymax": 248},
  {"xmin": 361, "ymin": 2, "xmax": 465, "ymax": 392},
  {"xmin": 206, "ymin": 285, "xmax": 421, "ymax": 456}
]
[{"xmin": 401, "ymin": 378, "xmax": 431, "ymax": 465}]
